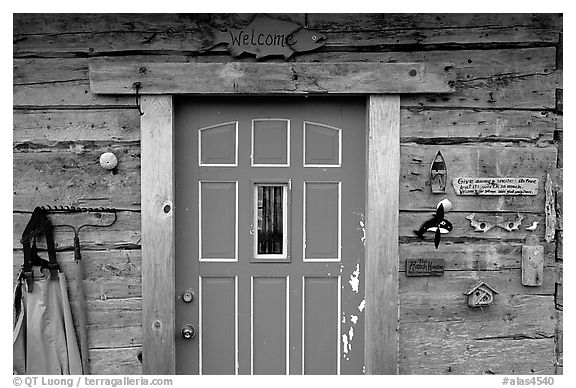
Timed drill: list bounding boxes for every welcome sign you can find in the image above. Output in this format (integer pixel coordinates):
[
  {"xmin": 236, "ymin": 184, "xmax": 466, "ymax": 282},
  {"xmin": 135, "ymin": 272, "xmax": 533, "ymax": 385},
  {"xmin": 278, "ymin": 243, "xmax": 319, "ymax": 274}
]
[{"xmin": 200, "ymin": 15, "xmax": 327, "ymax": 59}]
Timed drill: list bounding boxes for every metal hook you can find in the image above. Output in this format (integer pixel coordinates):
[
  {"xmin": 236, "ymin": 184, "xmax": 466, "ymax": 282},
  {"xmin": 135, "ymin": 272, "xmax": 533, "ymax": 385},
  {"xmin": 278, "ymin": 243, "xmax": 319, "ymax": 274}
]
[{"xmin": 133, "ymin": 82, "xmax": 144, "ymax": 116}]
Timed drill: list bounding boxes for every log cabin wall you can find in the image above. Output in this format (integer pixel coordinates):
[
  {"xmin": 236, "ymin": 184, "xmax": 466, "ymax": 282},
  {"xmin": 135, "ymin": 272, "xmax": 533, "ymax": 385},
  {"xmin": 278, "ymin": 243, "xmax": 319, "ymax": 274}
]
[{"xmin": 13, "ymin": 13, "xmax": 563, "ymax": 375}]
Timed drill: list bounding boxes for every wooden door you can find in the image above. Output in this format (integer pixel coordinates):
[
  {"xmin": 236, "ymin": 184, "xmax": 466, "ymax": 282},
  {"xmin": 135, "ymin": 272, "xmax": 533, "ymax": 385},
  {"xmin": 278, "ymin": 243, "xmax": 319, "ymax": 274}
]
[{"xmin": 175, "ymin": 97, "xmax": 366, "ymax": 374}]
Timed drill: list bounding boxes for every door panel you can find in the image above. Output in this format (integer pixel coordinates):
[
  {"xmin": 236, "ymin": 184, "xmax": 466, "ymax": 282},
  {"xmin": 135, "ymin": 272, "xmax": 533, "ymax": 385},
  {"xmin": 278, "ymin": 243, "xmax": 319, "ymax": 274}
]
[
  {"xmin": 200, "ymin": 277, "xmax": 237, "ymax": 375},
  {"xmin": 199, "ymin": 182, "xmax": 237, "ymax": 261},
  {"xmin": 252, "ymin": 277, "xmax": 288, "ymax": 375},
  {"xmin": 175, "ymin": 97, "xmax": 366, "ymax": 375},
  {"xmin": 303, "ymin": 276, "xmax": 340, "ymax": 374}
]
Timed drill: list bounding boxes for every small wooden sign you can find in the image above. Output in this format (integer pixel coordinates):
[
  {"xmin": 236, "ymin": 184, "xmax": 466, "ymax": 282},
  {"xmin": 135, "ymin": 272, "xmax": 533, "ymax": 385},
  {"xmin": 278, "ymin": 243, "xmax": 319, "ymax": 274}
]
[
  {"xmin": 200, "ymin": 15, "xmax": 326, "ymax": 59},
  {"xmin": 406, "ymin": 258, "xmax": 445, "ymax": 276},
  {"xmin": 452, "ymin": 177, "xmax": 539, "ymax": 196}
]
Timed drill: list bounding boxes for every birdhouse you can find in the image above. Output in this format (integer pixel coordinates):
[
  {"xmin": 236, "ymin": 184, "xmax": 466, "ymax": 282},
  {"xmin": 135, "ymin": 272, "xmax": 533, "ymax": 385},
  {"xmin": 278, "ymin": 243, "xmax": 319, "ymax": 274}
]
[{"xmin": 464, "ymin": 281, "xmax": 498, "ymax": 307}]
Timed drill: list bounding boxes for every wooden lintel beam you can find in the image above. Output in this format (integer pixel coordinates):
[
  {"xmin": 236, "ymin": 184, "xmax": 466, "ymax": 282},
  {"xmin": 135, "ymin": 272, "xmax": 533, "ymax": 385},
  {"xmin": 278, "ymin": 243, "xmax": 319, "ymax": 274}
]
[{"xmin": 89, "ymin": 62, "xmax": 456, "ymax": 95}]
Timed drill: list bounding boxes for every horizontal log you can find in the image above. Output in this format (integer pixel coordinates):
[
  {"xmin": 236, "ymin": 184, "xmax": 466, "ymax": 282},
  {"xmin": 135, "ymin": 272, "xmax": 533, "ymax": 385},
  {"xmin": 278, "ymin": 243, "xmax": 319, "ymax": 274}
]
[
  {"xmin": 401, "ymin": 108, "xmax": 556, "ymax": 143},
  {"xmin": 16, "ymin": 47, "xmax": 556, "ymax": 87},
  {"xmin": 13, "ymin": 142, "xmax": 141, "ymax": 209},
  {"xmin": 306, "ymin": 13, "xmax": 561, "ymax": 40},
  {"xmin": 89, "ymin": 62, "xmax": 456, "ymax": 95},
  {"xmin": 13, "ymin": 211, "xmax": 141, "ymax": 250},
  {"xmin": 12, "ymin": 250, "xmax": 142, "ymax": 301},
  {"xmin": 400, "ymin": 144, "xmax": 557, "ymax": 212},
  {"xmin": 400, "ymin": 269, "xmax": 555, "ymax": 323},
  {"xmin": 14, "ymin": 70, "xmax": 560, "ymax": 110},
  {"xmin": 12, "ymin": 210, "xmax": 547, "ymax": 251},
  {"xmin": 84, "ymin": 298, "xmax": 142, "ymax": 348},
  {"xmin": 14, "ymin": 47, "xmax": 559, "ymax": 109},
  {"xmin": 399, "ymin": 242, "xmax": 555, "ymax": 271},
  {"xmin": 13, "ymin": 79, "xmax": 133, "ymax": 108},
  {"xmin": 14, "ymin": 13, "xmax": 560, "ymax": 37},
  {"xmin": 90, "ymin": 347, "xmax": 142, "ymax": 375},
  {"xmin": 13, "ymin": 109, "xmax": 140, "ymax": 143},
  {"xmin": 12, "ymin": 107, "xmax": 558, "ymax": 145},
  {"xmin": 13, "ymin": 141, "xmax": 557, "ymax": 213},
  {"xmin": 400, "ymin": 328, "xmax": 555, "ymax": 374},
  {"xmin": 13, "ymin": 14, "xmax": 561, "ymax": 57},
  {"xmin": 401, "ymin": 294, "xmax": 554, "ymax": 335}
]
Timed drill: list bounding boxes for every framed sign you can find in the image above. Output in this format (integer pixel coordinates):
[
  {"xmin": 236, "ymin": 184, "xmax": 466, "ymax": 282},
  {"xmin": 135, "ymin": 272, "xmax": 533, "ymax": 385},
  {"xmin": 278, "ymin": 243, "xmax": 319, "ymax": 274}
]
[
  {"xmin": 406, "ymin": 258, "xmax": 445, "ymax": 276},
  {"xmin": 452, "ymin": 177, "xmax": 539, "ymax": 196}
]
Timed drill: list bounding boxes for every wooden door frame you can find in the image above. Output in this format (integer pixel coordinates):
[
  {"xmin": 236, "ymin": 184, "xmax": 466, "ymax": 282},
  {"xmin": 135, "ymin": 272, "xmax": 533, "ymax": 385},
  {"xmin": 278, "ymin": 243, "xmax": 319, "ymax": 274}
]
[{"xmin": 89, "ymin": 62, "xmax": 455, "ymax": 375}]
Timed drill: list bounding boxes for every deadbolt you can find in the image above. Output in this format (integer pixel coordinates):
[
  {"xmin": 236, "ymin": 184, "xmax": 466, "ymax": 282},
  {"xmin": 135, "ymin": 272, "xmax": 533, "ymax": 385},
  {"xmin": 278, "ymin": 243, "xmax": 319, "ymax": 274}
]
[
  {"xmin": 181, "ymin": 324, "xmax": 196, "ymax": 340},
  {"xmin": 182, "ymin": 291, "xmax": 194, "ymax": 303}
]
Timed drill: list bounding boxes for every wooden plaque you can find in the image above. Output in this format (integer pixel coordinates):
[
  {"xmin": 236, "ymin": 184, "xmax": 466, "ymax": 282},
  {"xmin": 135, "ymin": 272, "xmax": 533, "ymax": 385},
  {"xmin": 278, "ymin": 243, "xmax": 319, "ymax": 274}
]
[
  {"xmin": 406, "ymin": 258, "xmax": 445, "ymax": 276},
  {"xmin": 452, "ymin": 177, "xmax": 539, "ymax": 196}
]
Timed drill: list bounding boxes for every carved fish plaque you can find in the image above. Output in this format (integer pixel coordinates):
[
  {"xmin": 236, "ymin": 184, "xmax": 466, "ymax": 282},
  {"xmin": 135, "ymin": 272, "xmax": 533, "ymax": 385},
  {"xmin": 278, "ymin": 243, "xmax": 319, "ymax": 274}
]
[{"xmin": 200, "ymin": 15, "xmax": 326, "ymax": 59}]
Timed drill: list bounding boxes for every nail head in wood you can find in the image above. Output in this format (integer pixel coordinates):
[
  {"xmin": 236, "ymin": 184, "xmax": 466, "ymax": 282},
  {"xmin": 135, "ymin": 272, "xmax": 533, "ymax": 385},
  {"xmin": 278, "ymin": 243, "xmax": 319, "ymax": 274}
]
[
  {"xmin": 163, "ymin": 204, "xmax": 171, "ymax": 214},
  {"xmin": 409, "ymin": 69, "xmax": 417, "ymax": 76}
]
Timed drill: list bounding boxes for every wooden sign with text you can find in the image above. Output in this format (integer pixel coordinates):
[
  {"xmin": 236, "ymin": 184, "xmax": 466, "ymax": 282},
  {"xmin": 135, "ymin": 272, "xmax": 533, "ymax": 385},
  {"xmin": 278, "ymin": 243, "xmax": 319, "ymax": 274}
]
[
  {"xmin": 406, "ymin": 258, "xmax": 445, "ymax": 276},
  {"xmin": 200, "ymin": 15, "xmax": 327, "ymax": 59},
  {"xmin": 452, "ymin": 177, "xmax": 539, "ymax": 196}
]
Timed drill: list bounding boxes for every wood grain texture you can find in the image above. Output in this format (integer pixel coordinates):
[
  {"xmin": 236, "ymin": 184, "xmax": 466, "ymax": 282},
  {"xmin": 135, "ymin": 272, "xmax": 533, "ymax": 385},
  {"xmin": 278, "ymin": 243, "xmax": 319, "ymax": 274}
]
[
  {"xmin": 554, "ymin": 169, "xmax": 563, "ymax": 231},
  {"xmin": 14, "ymin": 47, "xmax": 559, "ymax": 110},
  {"xmin": 12, "ymin": 212, "xmax": 140, "ymax": 250},
  {"xmin": 12, "ymin": 211, "xmax": 549, "ymax": 251},
  {"xmin": 522, "ymin": 244, "xmax": 544, "ymax": 286},
  {"xmin": 12, "ymin": 105, "xmax": 558, "ymax": 145},
  {"xmin": 12, "ymin": 13, "xmax": 563, "ymax": 375},
  {"xmin": 400, "ymin": 144, "xmax": 557, "ymax": 212},
  {"xmin": 555, "ymin": 310, "xmax": 562, "ymax": 367},
  {"xmin": 12, "ymin": 250, "xmax": 142, "ymax": 301},
  {"xmin": 400, "ymin": 331, "xmax": 555, "ymax": 374},
  {"xmin": 140, "ymin": 95, "xmax": 175, "ymax": 374},
  {"xmin": 365, "ymin": 95, "xmax": 400, "ymax": 374},
  {"xmin": 90, "ymin": 347, "xmax": 142, "ymax": 375},
  {"xmin": 13, "ymin": 142, "xmax": 556, "ymax": 213},
  {"xmin": 400, "ymin": 242, "xmax": 555, "ymax": 272},
  {"xmin": 13, "ymin": 14, "xmax": 561, "ymax": 56},
  {"xmin": 89, "ymin": 62, "xmax": 456, "ymax": 95},
  {"xmin": 13, "ymin": 143, "xmax": 141, "ymax": 210},
  {"xmin": 13, "ymin": 109, "xmax": 140, "ymax": 143}
]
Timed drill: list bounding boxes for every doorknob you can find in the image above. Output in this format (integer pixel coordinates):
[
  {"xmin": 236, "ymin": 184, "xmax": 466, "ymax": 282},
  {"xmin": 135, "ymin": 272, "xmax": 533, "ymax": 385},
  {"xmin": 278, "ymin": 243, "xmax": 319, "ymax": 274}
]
[
  {"xmin": 181, "ymin": 324, "xmax": 196, "ymax": 340},
  {"xmin": 182, "ymin": 291, "xmax": 194, "ymax": 303}
]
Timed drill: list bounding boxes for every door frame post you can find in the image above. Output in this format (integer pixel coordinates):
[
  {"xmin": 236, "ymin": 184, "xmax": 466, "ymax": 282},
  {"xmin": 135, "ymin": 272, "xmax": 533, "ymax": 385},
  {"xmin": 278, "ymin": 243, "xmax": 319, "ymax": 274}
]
[
  {"xmin": 140, "ymin": 95, "xmax": 176, "ymax": 374},
  {"xmin": 89, "ymin": 61, "xmax": 454, "ymax": 375},
  {"xmin": 365, "ymin": 95, "xmax": 400, "ymax": 374},
  {"xmin": 139, "ymin": 94, "xmax": 400, "ymax": 375}
]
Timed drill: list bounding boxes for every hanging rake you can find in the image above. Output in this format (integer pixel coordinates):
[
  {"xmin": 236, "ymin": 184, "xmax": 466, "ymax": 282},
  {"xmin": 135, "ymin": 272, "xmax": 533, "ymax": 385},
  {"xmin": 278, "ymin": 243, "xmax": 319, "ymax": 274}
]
[{"xmin": 41, "ymin": 205, "xmax": 118, "ymax": 375}]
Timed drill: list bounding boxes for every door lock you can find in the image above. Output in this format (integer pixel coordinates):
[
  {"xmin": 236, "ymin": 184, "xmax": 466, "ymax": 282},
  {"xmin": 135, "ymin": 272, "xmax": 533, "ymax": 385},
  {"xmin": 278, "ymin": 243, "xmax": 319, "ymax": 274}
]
[
  {"xmin": 182, "ymin": 291, "xmax": 194, "ymax": 303},
  {"xmin": 181, "ymin": 324, "xmax": 196, "ymax": 340}
]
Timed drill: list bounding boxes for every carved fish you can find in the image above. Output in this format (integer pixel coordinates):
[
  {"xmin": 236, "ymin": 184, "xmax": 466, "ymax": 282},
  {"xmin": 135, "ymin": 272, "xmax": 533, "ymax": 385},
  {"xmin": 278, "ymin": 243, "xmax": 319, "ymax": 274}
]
[
  {"xmin": 465, "ymin": 213, "xmax": 495, "ymax": 233},
  {"xmin": 497, "ymin": 213, "xmax": 525, "ymax": 232},
  {"xmin": 200, "ymin": 15, "xmax": 326, "ymax": 59}
]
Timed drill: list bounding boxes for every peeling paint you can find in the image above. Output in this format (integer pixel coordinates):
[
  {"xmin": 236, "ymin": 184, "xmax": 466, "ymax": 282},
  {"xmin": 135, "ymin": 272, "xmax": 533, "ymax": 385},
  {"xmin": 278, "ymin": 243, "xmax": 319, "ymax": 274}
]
[
  {"xmin": 342, "ymin": 334, "xmax": 349, "ymax": 355},
  {"xmin": 349, "ymin": 263, "xmax": 360, "ymax": 293},
  {"xmin": 342, "ymin": 314, "xmax": 346, "ymax": 324},
  {"xmin": 349, "ymin": 327, "xmax": 355, "ymax": 343},
  {"xmin": 358, "ymin": 299, "xmax": 365, "ymax": 312},
  {"xmin": 354, "ymin": 212, "xmax": 366, "ymax": 246},
  {"xmin": 351, "ymin": 315, "xmax": 358, "ymax": 324}
]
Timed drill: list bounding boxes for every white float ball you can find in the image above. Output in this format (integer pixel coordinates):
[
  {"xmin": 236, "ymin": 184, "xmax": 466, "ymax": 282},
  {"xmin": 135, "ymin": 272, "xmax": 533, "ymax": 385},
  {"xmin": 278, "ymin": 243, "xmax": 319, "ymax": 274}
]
[{"xmin": 99, "ymin": 152, "xmax": 118, "ymax": 170}]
